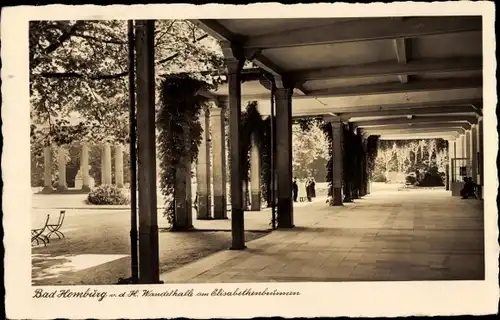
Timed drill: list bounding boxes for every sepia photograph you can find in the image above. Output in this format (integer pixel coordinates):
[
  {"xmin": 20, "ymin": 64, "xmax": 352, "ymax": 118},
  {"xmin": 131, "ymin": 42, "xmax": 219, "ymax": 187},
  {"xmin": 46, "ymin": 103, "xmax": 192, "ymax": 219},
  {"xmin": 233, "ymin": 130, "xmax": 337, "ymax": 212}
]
[{"xmin": 2, "ymin": 2, "xmax": 498, "ymax": 319}]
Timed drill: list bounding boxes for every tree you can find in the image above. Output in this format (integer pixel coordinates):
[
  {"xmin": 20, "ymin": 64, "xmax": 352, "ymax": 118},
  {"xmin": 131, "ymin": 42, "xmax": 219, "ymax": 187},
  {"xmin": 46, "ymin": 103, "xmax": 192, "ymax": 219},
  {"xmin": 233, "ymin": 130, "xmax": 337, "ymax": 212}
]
[
  {"xmin": 292, "ymin": 122, "xmax": 329, "ymax": 178},
  {"xmin": 30, "ymin": 20, "xmax": 225, "ymax": 147}
]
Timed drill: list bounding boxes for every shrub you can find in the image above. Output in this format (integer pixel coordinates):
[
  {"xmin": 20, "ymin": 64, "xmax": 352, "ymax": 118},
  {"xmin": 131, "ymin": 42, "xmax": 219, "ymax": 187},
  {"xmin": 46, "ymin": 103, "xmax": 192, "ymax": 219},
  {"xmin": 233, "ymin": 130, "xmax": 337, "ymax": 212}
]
[
  {"xmin": 371, "ymin": 172, "xmax": 387, "ymax": 182},
  {"xmin": 419, "ymin": 172, "xmax": 444, "ymax": 187},
  {"xmin": 87, "ymin": 185, "xmax": 130, "ymax": 205},
  {"xmin": 405, "ymin": 174, "xmax": 417, "ymax": 185}
]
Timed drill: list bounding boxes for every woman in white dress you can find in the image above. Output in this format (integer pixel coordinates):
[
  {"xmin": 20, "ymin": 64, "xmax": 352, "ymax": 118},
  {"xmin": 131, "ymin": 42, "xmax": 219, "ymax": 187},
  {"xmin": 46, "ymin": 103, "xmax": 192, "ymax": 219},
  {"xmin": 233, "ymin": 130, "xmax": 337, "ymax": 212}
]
[{"xmin": 299, "ymin": 178, "xmax": 308, "ymax": 202}]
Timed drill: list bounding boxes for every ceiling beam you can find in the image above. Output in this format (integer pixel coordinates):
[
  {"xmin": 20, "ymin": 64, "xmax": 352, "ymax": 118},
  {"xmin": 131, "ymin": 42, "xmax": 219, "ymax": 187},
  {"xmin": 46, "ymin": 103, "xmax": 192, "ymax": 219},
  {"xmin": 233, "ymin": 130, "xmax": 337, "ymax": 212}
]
[
  {"xmin": 378, "ymin": 134, "xmax": 459, "ymax": 140},
  {"xmin": 251, "ymin": 54, "xmax": 308, "ymax": 95},
  {"xmin": 243, "ymin": 16, "xmax": 482, "ymax": 49},
  {"xmin": 189, "ymin": 20, "xmax": 307, "ymax": 95},
  {"xmin": 308, "ymin": 77, "xmax": 481, "ymax": 98},
  {"xmin": 289, "ymin": 57, "xmax": 481, "ymax": 81},
  {"xmin": 340, "ymin": 105, "xmax": 480, "ymax": 121},
  {"xmin": 393, "ymin": 38, "xmax": 409, "ymax": 83},
  {"xmin": 189, "ymin": 19, "xmax": 242, "ymax": 42},
  {"xmin": 329, "ymin": 98, "xmax": 482, "ymax": 114},
  {"xmin": 358, "ymin": 122, "xmax": 472, "ymax": 131},
  {"xmin": 354, "ymin": 115, "xmax": 477, "ymax": 127},
  {"xmin": 362, "ymin": 127, "xmax": 466, "ymax": 135}
]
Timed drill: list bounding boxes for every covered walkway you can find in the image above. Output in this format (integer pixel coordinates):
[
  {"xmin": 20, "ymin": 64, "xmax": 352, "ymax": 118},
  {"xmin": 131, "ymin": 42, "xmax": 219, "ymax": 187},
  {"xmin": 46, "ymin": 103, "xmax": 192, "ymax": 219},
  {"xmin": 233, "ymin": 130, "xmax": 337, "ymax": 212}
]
[{"xmin": 161, "ymin": 187, "xmax": 484, "ymax": 283}]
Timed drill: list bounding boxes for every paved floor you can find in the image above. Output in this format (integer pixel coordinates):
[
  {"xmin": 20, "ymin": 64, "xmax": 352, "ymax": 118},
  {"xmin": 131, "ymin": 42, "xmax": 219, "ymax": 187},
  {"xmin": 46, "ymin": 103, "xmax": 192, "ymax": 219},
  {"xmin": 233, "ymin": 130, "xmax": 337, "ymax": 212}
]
[{"xmin": 161, "ymin": 188, "xmax": 484, "ymax": 283}]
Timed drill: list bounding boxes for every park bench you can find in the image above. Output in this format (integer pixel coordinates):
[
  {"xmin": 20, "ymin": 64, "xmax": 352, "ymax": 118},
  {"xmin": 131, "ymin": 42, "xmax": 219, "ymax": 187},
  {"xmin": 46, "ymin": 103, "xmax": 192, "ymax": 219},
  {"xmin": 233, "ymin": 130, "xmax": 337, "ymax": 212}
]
[
  {"xmin": 45, "ymin": 210, "xmax": 66, "ymax": 240},
  {"xmin": 31, "ymin": 214, "xmax": 50, "ymax": 247}
]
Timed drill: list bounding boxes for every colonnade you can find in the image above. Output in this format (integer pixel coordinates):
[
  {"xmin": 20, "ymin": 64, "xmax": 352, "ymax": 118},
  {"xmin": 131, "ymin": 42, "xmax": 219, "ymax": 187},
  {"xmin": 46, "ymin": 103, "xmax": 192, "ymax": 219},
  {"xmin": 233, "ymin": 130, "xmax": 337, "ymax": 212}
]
[
  {"xmin": 447, "ymin": 117, "xmax": 483, "ymax": 197},
  {"xmin": 40, "ymin": 142, "xmax": 125, "ymax": 193}
]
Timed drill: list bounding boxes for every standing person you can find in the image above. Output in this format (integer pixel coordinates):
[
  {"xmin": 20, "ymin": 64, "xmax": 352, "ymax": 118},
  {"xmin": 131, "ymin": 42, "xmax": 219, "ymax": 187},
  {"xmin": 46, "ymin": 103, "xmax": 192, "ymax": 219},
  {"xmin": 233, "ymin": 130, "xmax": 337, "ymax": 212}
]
[
  {"xmin": 310, "ymin": 177, "xmax": 316, "ymax": 200},
  {"xmin": 306, "ymin": 178, "xmax": 312, "ymax": 202},
  {"xmin": 299, "ymin": 178, "xmax": 307, "ymax": 202},
  {"xmin": 292, "ymin": 178, "xmax": 298, "ymax": 202}
]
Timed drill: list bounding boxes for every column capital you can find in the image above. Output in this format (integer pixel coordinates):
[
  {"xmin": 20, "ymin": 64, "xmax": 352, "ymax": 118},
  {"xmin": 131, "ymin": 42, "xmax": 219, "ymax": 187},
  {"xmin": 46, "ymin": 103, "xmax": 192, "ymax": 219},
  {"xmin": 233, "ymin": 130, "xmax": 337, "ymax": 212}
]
[
  {"xmin": 274, "ymin": 86, "xmax": 293, "ymax": 100},
  {"xmin": 215, "ymin": 97, "xmax": 228, "ymax": 109},
  {"xmin": 220, "ymin": 41, "xmax": 245, "ymax": 74},
  {"xmin": 323, "ymin": 115, "xmax": 342, "ymax": 125},
  {"xmin": 274, "ymin": 76, "xmax": 295, "ymax": 90}
]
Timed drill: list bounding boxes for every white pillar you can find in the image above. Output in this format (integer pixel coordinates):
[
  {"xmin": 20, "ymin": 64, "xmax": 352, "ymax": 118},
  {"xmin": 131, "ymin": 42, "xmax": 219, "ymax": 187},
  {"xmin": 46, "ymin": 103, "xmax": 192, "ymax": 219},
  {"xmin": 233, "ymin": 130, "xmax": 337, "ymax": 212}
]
[
  {"xmin": 81, "ymin": 142, "xmax": 90, "ymax": 191},
  {"xmin": 448, "ymin": 140, "xmax": 455, "ymax": 183},
  {"xmin": 41, "ymin": 145, "xmax": 54, "ymax": 193},
  {"xmin": 250, "ymin": 133, "xmax": 261, "ymax": 211},
  {"xmin": 196, "ymin": 109, "xmax": 211, "ymax": 219},
  {"xmin": 465, "ymin": 130, "xmax": 472, "ymax": 176},
  {"xmin": 471, "ymin": 125, "xmax": 478, "ymax": 183},
  {"xmin": 101, "ymin": 142, "xmax": 112, "ymax": 185},
  {"xmin": 115, "ymin": 144, "xmax": 124, "ymax": 188},
  {"xmin": 57, "ymin": 147, "xmax": 68, "ymax": 191},
  {"xmin": 460, "ymin": 134, "xmax": 466, "ymax": 158},
  {"xmin": 211, "ymin": 104, "xmax": 227, "ymax": 219}
]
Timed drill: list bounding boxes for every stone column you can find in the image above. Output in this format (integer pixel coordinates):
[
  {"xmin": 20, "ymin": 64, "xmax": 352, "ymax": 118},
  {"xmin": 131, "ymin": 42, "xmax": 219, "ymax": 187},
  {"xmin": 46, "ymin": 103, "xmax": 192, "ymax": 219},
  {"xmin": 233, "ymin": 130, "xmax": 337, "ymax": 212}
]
[
  {"xmin": 222, "ymin": 42, "xmax": 246, "ymax": 249},
  {"xmin": 459, "ymin": 134, "xmax": 466, "ymax": 158},
  {"xmin": 57, "ymin": 147, "xmax": 68, "ymax": 191},
  {"xmin": 196, "ymin": 108, "xmax": 212, "ymax": 219},
  {"xmin": 101, "ymin": 142, "xmax": 112, "ymax": 185},
  {"xmin": 275, "ymin": 86, "xmax": 294, "ymax": 228},
  {"xmin": 174, "ymin": 128, "xmax": 194, "ymax": 230},
  {"xmin": 447, "ymin": 140, "xmax": 455, "ymax": 183},
  {"xmin": 135, "ymin": 20, "xmax": 159, "ymax": 284},
  {"xmin": 81, "ymin": 142, "xmax": 91, "ymax": 192},
  {"xmin": 330, "ymin": 118, "xmax": 344, "ymax": 206},
  {"xmin": 465, "ymin": 130, "xmax": 472, "ymax": 174},
  {"xmin": 359, "ymin": 137, "xmax": 367, "ymax": 197},
  {"xmin": 471, "ymin": 125, "xmax": 478, "ymax": 183},
  {"xmin": 211, "ymin": 104, "xmax": 227, "ymax": 219},
  {"xmin": 478, "ymin": 117, "xmax": 484, "ymax": 188},
  {"xmin": 41, "ymin": 145, "xmax": 54, "ymax": 193},
  {"xmin": 114, "ymin": 144, "xmax": 124, "ymax": 188},
  {"xmin": 250, "ymin": 133, "xmax": 261, "ymax": 211}
]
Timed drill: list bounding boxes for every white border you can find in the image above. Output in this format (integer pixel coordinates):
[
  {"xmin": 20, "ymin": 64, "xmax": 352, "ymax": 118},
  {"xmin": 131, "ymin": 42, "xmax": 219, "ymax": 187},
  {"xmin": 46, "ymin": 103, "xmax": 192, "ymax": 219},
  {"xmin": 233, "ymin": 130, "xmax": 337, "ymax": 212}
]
[{"xmin": 2, "ymin": 2, "xmax": 498, "ymax": 318}]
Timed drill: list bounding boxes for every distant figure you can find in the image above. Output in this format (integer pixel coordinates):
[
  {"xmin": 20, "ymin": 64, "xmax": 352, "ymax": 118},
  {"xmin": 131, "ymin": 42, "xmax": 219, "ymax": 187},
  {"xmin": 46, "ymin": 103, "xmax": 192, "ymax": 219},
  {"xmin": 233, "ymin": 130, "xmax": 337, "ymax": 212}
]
[
  {"xmin": 306, "ymin": 178, "xmax": 312, "ymax": 202},
  {"xmin": 299, "ymin": 179, "xmax": 308, "ymax": 202},
  {"xmin": 292, "ymin": 178, "xmax": 298, "ymax": 202},
  {"xmin": 310, "ymin": 177, "xmax": 316, "ymax": 199},
  {"xmin": 460, "ymin": 177, "xmax": 477, "ymax": 199}
]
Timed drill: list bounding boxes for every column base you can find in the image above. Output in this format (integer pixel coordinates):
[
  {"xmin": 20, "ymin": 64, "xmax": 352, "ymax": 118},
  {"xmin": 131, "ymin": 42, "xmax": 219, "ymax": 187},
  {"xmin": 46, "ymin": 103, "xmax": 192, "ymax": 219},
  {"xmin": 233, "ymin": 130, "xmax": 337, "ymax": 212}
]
[
  {"xmin": 250, "ymin": 193, "xmax": 261, "ymax": 211},
  {"xmin": 116, "ymin": 183, "xmax": 124, "ymax": 189},
  {"xmin": 213, "ymin": 195, "xmax": 227, "ymax": 219},
  {"xmin": 196, "ymin": 194, "xmax": 211, "ymax": 220},
  {"xmin": 230, "ymin": 245, "xmax": 247, "ymax": 250},
  {"xmin": 231, "ymin": 208, "xmax": 245, "ymax": 249},
  {"xmin": 56, "ymin": 185, "xmax": 68, "ymax": 192},
  {"xmin": 40, "ymin": 186, "xmax": 54, "ymax": 194},
  {"xmin": 331, "ymin": 187, "xmax": 343, "ymax": 206},
  {"xmin": 352, "ymin": 190, "xmax": 359, "ymax": 199},
  {"xmin": 81, "ymin": 185, "xmax": 91, "ymax": 193},
  {"xmin": 174, "ymin": 201, "xmax": 193, "ymax": 231},
  {"xmin": 277, "ymin": 197, "xmax": 294, "ymax": 228}
]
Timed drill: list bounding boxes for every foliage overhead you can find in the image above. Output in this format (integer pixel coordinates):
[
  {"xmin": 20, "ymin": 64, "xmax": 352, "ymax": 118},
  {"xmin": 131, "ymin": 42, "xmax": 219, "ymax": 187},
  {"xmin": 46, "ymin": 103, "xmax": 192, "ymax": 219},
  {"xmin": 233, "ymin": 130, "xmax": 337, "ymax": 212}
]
[{"xmin": 30, "ymin": 20, "xmax": 225, "ymax": 147}]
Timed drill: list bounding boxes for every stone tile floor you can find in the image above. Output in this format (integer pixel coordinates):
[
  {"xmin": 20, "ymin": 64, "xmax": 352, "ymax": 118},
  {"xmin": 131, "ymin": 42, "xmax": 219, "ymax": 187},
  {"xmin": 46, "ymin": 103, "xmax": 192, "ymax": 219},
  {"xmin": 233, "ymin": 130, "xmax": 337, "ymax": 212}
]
[{"xmin": 161, "ymin": 188, "xmax": 484, "ymax": 283}]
